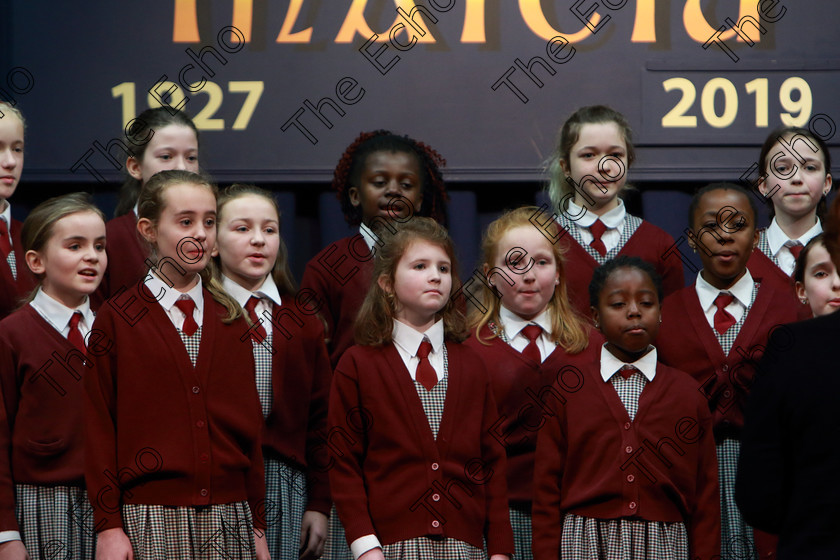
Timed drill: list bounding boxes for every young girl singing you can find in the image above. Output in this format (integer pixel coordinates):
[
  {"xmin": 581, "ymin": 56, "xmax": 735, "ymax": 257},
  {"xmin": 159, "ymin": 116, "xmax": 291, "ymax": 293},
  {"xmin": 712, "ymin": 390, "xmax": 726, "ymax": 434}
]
[
  {"xmin": 84, "ymin": 170, "xmax": 268, "ymax": 559},
  {"xmin": 466, "ymin": 206, "xmax": 597, "ymax": 559},
  {"xmin": 545, "ymin": 105, "xmax": 684, "ymax": 319},
  {"xmin": 0, "ymin": 193, "xmax": 106, "ymax": 559},
  {"xmin": 0, "ymin": 102, "xmax": 36, "ymax": 320},
  {"xmin": 532, "ymin": 256, "xmax": 720, "ymax": 560},
  {"xmin": 215, "ymin": 184, "xmax": 330, "ymax": 559},
  {"xmin": 658, "ymin": 183, "xmax": 801, "ymax": 559},
  {"xmin": 99, "ymin": 107, "xmax": 200, "ymax": 301},
  {"xmin": 329, "ymin": 218, "xmax": 513, "ymax": 560},
  {"xmin": 793, "ymin": 233, "xmax": 840, "ymax": 317}
]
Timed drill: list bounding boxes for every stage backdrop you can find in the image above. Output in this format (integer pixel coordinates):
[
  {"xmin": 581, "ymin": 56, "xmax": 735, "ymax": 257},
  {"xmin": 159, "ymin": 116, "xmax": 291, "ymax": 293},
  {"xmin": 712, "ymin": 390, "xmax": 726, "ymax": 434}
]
[{"xmin": 3, "ymin": 0, "xmax": 839, "ymax": 186}]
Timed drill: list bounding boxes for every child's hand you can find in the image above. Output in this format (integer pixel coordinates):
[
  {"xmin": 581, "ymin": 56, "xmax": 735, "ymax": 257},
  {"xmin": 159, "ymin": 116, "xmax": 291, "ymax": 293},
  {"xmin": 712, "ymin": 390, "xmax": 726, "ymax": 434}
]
[
  {"xmin": 358, "ymin": 547, "xmax": 385, "ymax": 560},
  {"xmin": 489, "ymin": 555, "xmax": 510, "ymax": 560},
  {"xmin": 96, "ymin": 528, "xmax": 134, "ymax": 560},
  {"xmin": 254, "ymin": 528, "xmax": 270, "ymax": 560},
  {"xmin": 298, "ymin": 510, "xmax": 327, "ymax": 559},
  {"xmin": 0, "ymin": 540, "xmax": 29, "ymax": 560}
]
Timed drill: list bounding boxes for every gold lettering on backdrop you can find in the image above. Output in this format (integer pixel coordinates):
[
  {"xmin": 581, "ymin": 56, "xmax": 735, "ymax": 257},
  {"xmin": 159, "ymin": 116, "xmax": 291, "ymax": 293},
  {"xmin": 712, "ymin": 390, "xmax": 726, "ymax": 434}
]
[
  {"xmin": 171, "ymin": 1, "xmax": 770, "ymax": 45},
  {"xmin": 173, "ymin": 0, "xmax": 200, "ymax": 42},
  {"xmin": 335, "ymin": 0, "xmax": 436, "ymax": 44},
  {"xmin": 518, "ymin": 0, "xmax": 595, "ymax": 43},
  {"xmin": 461, "ymin": 0, "xmax": 486, "ymax": 43},
  {"xmin": 232, "ymin": 0, "xmax": 253, "ymax": 41},
  {"xmin": 631, "ymin": 0, "xmax": 656, "ymax": 42},
  {"xmin": 277, "ymin": 0, "xmax": 314, "ymax": 42},
  {"xmin": 683, "ymin": 0, "xmax": 759, "ymax": 43}
]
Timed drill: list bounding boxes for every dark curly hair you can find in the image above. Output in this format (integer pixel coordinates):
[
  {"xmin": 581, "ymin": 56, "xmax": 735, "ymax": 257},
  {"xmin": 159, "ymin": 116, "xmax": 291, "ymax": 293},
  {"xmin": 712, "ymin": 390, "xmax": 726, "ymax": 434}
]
[
  {"xmin": 589, "ymin": 255, "xmax": 663, "ymax": 309},
  {"xmin": 333, "ymin": 130, "xmax": 448, "ymax": 226}
]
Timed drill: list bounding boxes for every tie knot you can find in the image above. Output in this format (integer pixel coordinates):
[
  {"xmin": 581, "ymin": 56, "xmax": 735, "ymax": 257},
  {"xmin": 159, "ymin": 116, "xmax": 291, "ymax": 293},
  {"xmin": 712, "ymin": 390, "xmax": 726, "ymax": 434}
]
[
  {"xmin": 522, "ymin": 324, "xmax": 542, "ymax": 343},
  {"xmin": 174, "ymin": 298, "xmax": 196, "ymax": 316},
  {"xmin": 714, "ymin": 292, "xmax": 734, "ymax": 312},
  {"xmin": 69, "ymin": 312, "xmax": 82, "ymax": 329},
  {"xmin": 417, "ymin": 339, "xmax": 432, "ymax": 360},
  {"xmin": 788, "ymin": 242, "xmax": 804, "ymax": 261},
  {"xmin": 244, "ymin": 296, "xmax": 261, "ymax": 314},
  {"xmin": 589, "ymin": 219, "xmax": 608, "ymax": 240},
  {"xmin": 618, "ymin": 364, "xmax": 638, "ymax": 380}
]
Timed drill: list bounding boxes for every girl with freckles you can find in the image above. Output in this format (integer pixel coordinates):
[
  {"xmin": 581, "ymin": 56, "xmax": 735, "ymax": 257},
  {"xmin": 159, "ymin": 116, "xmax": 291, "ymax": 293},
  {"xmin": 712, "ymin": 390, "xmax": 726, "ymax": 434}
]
[
  {"xmin": 532, "ymin": 256, "xmax": 719, "ymax": 560},
  {"xmin": 466, "ymin": 206, "xmax": 598, "ymax": 560}
]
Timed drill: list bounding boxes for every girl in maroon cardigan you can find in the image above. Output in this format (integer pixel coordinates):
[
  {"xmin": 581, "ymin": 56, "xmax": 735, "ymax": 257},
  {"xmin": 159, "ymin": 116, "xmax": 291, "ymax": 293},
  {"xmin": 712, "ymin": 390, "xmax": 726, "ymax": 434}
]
[
  {"xmin": 747, "ymin": 126, "xmax": 832, "ymax": 320},
  {"xmin": 85, "ymin": 170, "xmax": 268, "ymax": 559},
  {"xmin": 465, "ymin": 206, "xmax": 597, "ymax": 560},
  {"xmin": 329, "ymin": 218, "xmax": 514, "ymax": 560},
  {"xmin": 658, "ymin": 183, "xmax": 801, "ymax": 560},
  {"xmin": 300, "ymin": 130, "xmax": 450, "ymax": 560},
  {"xmin": 532, "ymin": 256, "xmax": 720, "ymax": 560},
  {"xmin": 215, "ymin": 184, "xmax": 330, "ymax": 559},
  {"xmin": 544, "ymin": 105, "xmax": 684, "ymax": 319},
  {"xmin": 98, "ymin": 107, "xmax": 200, "ymax": 302},
  {"xmin": 0, "ymin": 102, "xmax": 37, "ymax": 320},
  {"xmin": 0, "ymin": 193, "xmax": 106, "ymax": 559}
]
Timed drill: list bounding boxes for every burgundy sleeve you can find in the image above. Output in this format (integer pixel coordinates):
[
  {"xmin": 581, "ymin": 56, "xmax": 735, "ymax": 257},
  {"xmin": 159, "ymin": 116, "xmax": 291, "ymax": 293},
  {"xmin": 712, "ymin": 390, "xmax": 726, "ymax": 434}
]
[
  {"xmin": 304, "ymin": 323, "xmax": 332, "ymax": 514},
  {"xmin": 531, "ymin": 406, "xmax": 566, "ymax": 560},
  {"xmin": 0, "ymin": 330, "xmax": 19, "ymax": 532}
]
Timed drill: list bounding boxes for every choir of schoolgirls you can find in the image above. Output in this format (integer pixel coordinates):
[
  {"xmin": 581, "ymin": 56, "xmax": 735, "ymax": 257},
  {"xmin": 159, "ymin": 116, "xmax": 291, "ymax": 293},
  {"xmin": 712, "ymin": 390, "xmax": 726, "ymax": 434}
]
[{"xmin": 0, "ymin": 98, "xmax": 833, "ymax": 560}]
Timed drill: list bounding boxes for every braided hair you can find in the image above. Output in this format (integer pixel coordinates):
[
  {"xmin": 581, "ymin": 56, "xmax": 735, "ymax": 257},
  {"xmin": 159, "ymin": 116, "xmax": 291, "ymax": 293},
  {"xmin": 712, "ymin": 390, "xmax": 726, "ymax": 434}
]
[{"xmin": 332, "ymin": 130, "xmax": 448, "ymax": 226}]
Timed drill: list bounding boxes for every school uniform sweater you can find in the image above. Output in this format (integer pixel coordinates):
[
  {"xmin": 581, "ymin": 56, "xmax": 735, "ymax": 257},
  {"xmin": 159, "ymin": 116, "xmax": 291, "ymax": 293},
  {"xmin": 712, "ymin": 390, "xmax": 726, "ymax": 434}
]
[
  {"xmin": 737, "ymin": 312, "xmax": 840, "ymax": 559},
  {"xmin": 329, "ymin": 342, "xmax": 514, "ymax": 556},
  {"xmin": 98, "ymin": 212, "xmax": 148, "ymax": 301},
  {"xmin": 300, "ymin": 234, "xmax": 374, "ymax": 367},
  {"xmin": 0, "ymin": 218, "xmax": 36, "ymax": 320},
  {"xmin": 531, "ymin": 358, "xmax": 720, "ymax": 560},
  {"xmin": 84, "ymin": 289, "xmax": 265, "ymax": 532},
  {"xmin": 0, "ymin": 305, "xmax": 91, "ymax": 532},
  {"xmin": 263, "ymin": 300, "xmax": 331, "ymax": 515},
  {"xmin": 463, "ymin": 325, "xmax": 600, "ymax": 504},
  {"xmin": 559, "ymin": 220, "xmax": 684, "ymax": 318},
  {"xmin": 657, "ymin": 277, "xmax": 800, "ymax": 440},
  {"xmin": 747, "ymin": 247, "xmax": 810, "ymax": 320}
]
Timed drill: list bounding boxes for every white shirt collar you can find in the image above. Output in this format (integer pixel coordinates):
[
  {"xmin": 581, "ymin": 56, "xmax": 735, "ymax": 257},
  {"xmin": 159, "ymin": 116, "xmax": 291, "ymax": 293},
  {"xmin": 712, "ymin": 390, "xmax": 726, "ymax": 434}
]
[
  {"xmin": 600, "ymin": 344, "xmax": 657, "ymax": 382},
  {"xmin": 695, "ymin": 268, "xmax": 754, "ymax": 311},
  {"xmin": 221, "ymin": 274, "xmax": 282, "ymax": 308},
  {"xmin": 359, "ymin": 223, "xmax": 378, "ymax": 252},
  {"xmin": 566, "ymin": 198, "xmax": 626, "ymax": 228},
  {"xmin": 145, "ymin": 270, "xmax": 204, "ymax": 312},
  {"xmin": 30, "ymin": 287, "xmax": 95, "ymax": 332},
  {"xmin": 498, "ymin": 305, "xmax": 551, "ymax": 339},
  {"xmin": 392, "ymin": 318, "xmax": 444, "ymax": 356},
  {"xmin": 765, "ymin": 217, "xmax": 822, "ymax": 254}
]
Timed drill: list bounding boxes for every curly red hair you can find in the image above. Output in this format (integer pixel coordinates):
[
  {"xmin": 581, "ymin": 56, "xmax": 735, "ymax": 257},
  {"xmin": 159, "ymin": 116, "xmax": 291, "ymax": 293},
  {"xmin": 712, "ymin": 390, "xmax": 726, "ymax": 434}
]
[{"xmin": 332, "ymin": 130, "xmax": 449, "ymax": 226}]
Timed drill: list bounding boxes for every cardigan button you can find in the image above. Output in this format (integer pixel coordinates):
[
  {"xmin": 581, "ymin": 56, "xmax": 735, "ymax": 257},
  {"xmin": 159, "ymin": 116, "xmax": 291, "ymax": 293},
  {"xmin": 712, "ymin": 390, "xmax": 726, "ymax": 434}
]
[
  {"xmin": 629, "ymin": 501, "xmax": 637, "ymax": 510},
  {"xmin": 623, "ymin": 422, "xmax": 631, "ymax": 430},
  {"xmin": 432, "ymin": 493, "xmax": 441, "ymax": 502},
  {"xmin": 196, "ymin": 420, "xmax": 205, "ymax": 428},
  {"xmin": 626, "ymin": 474, "xmax": 635, "ymax": 483},
  {"xmin": 431, "ymin": 462, "xmax": 440, "ymax": 471},
  {"xmin": 625, "ymin": 445, "xmax": 633, "ymax": 454},
  {"xmin": 431, "ymin": 520, "xmax": 440, "ymax": 528},
  {"xmin": 723, "ymin": 390, "xmax": 732, "ymax": 398},
  {"xmin": 200, "ymin": 453, "xmax": 209, "ymax": 462},
  {"xmin": 722, "ymin": 364, "xmax": 729, "ymax": 372},
  {"xmin": 192, "ymin": 386, "xmax": 200, "ymax": 394},
  {"xmin": 200, "ymin": 489, "xmax": 208, "ymax": 497}
]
